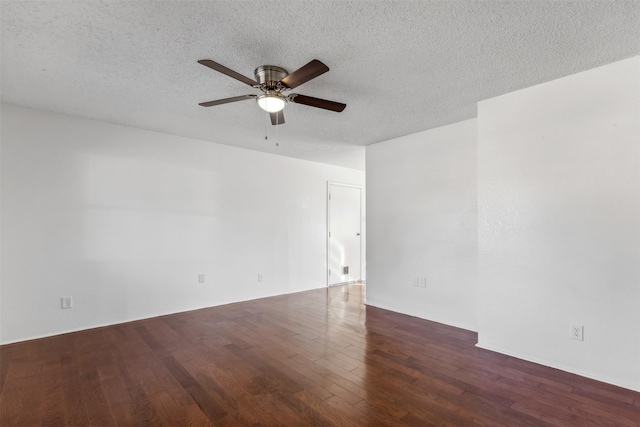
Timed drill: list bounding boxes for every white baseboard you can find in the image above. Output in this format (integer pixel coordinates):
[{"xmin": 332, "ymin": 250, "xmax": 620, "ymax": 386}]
[
  {"xmin": 365, "ymin": 298, "xmax": 477, "ymax": 332},
  {"xmin": 476, "ymin": 342, "xmax": 640, "ymax": 393}
]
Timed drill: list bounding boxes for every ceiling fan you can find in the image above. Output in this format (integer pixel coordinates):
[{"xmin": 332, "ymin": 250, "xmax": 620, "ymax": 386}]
[{"xmin": 197, "ymin": 59, "xmax": 346, "ymax": 125}]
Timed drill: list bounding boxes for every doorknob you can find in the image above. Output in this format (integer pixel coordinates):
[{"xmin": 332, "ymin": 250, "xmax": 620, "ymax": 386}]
[{"xmin": 356, "ymin": 233, "xmax": 360, "ymax": 236}]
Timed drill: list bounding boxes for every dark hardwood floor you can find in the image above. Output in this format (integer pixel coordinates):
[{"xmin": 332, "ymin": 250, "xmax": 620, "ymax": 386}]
[{"xmin": 1, "ymin": 283, "xmax": 639, "ymax": 426}]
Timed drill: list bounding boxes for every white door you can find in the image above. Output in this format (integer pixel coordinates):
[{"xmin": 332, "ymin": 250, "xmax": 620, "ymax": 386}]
[{"xmin": 328, "ymin": 184, "xmax": 362, "ymax": 285}]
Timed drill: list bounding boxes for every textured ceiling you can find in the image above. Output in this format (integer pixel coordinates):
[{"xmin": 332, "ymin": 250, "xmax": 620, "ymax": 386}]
[{"xmin": 2, "ymin": 1, "xmax": 639, "ymax": 170}]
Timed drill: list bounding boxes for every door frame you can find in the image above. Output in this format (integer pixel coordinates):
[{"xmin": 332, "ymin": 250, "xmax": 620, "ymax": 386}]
[{"xmin": 327, "ymin": 181, "xmax": 363, "ymax": 287}]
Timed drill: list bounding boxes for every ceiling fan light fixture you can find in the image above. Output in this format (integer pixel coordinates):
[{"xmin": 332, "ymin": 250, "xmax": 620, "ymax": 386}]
[
  {"xmin": 257, "ymin": 92, "xmax": 286, "ymax": 113},
  {"xmin": 198, "ymin": 59, "xmax": 346, "ymax": 125}
]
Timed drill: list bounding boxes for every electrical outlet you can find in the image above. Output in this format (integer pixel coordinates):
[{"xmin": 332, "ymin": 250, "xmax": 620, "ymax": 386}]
[
  {"xmin": 570, "ymin": 324, "xmax": 583, "ymax": 341},
  {"xmin": 420, "ymin": 278, "xmax": 427, "ymax": 288},
  {"xmin": 198, "ymin": 274, "xmax": 205, "ymax": 283},
  {"xmin": 61, "ymin": 296, "xmax": 73, "ymax": 309},
  {"xmin": 258, "ymin": 274, "xmax": 263, "ymax": 283}
]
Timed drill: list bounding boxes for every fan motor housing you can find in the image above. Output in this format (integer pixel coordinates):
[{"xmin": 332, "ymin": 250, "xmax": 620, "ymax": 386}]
[{"xmin": 254, "ymin": 65, "xmax": 288, "ymax": 88}]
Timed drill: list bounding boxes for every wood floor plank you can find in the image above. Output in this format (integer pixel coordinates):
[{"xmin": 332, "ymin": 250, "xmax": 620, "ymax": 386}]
[
  {"xmin": 294, "ymin": 388, "xmax": 363, "ymax": 427},
  {"xmin": 162, "ymin": 354, "xmax": 228, "ymax": 422},
  {"xmin": 499, "ymin": 376, "xmax": 638, "ymax": 427},
  {"xmin": 147, "ymin": 390, "xmax": 196, "ymax": 427},
  {"xmin": 285, "ymin": 354, "xmax": 364, "ymax": 405},
  {"xmin": 2, "ymin": 283, "xmax": 639, "ymax": 426},
  {"xmin": 0, "ymin": 347, "xmax": 12, "ymax": 396}
]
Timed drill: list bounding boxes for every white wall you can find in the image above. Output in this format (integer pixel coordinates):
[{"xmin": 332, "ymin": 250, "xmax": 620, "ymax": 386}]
[
  {"xmin": 477, "ymin": 57, "xmax": 640, "ymax": 391},
  {"xmin": 0, "ymin": 104, "xmax": 364, "ymax": 344},
  {"xmin": 366, "ymin": 119, "xmax": 478, "ymax": 331}
]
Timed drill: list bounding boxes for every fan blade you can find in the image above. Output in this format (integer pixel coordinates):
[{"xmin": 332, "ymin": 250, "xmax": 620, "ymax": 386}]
[
  {"xmin": 270, "ymin": 111, "xmax": 285, "ymax": 125},
  {"xmin": 290, "ymin": 94, "xmax": 346, "ymax": 112},
  {"xmin": 280, "ymin": 60, "xmax": 329, "ymax": 89},
  {"xmin": 199, "ymin": 95, "xmax": 256, "ymax": 107},
  {"xmin": 198, "ymin": 59, "xmax": 258, "ymax": 87}
]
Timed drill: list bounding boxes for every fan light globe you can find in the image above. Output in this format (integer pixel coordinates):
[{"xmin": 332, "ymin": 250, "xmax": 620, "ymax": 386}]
[{"xmin": 257, "ymin": 93, "xmax": 286, "ymax": 113}]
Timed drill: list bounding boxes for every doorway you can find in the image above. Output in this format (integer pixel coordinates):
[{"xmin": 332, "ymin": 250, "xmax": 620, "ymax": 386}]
[{"xmin": 327, "ymin": 183, "xmax": 362, "ymax": 286}]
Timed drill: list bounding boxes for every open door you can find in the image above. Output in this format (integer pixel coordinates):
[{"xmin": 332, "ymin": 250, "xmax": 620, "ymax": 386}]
[{"xmin": 328, "ymin": 183, "xmax": 362, "ymax": 286}]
